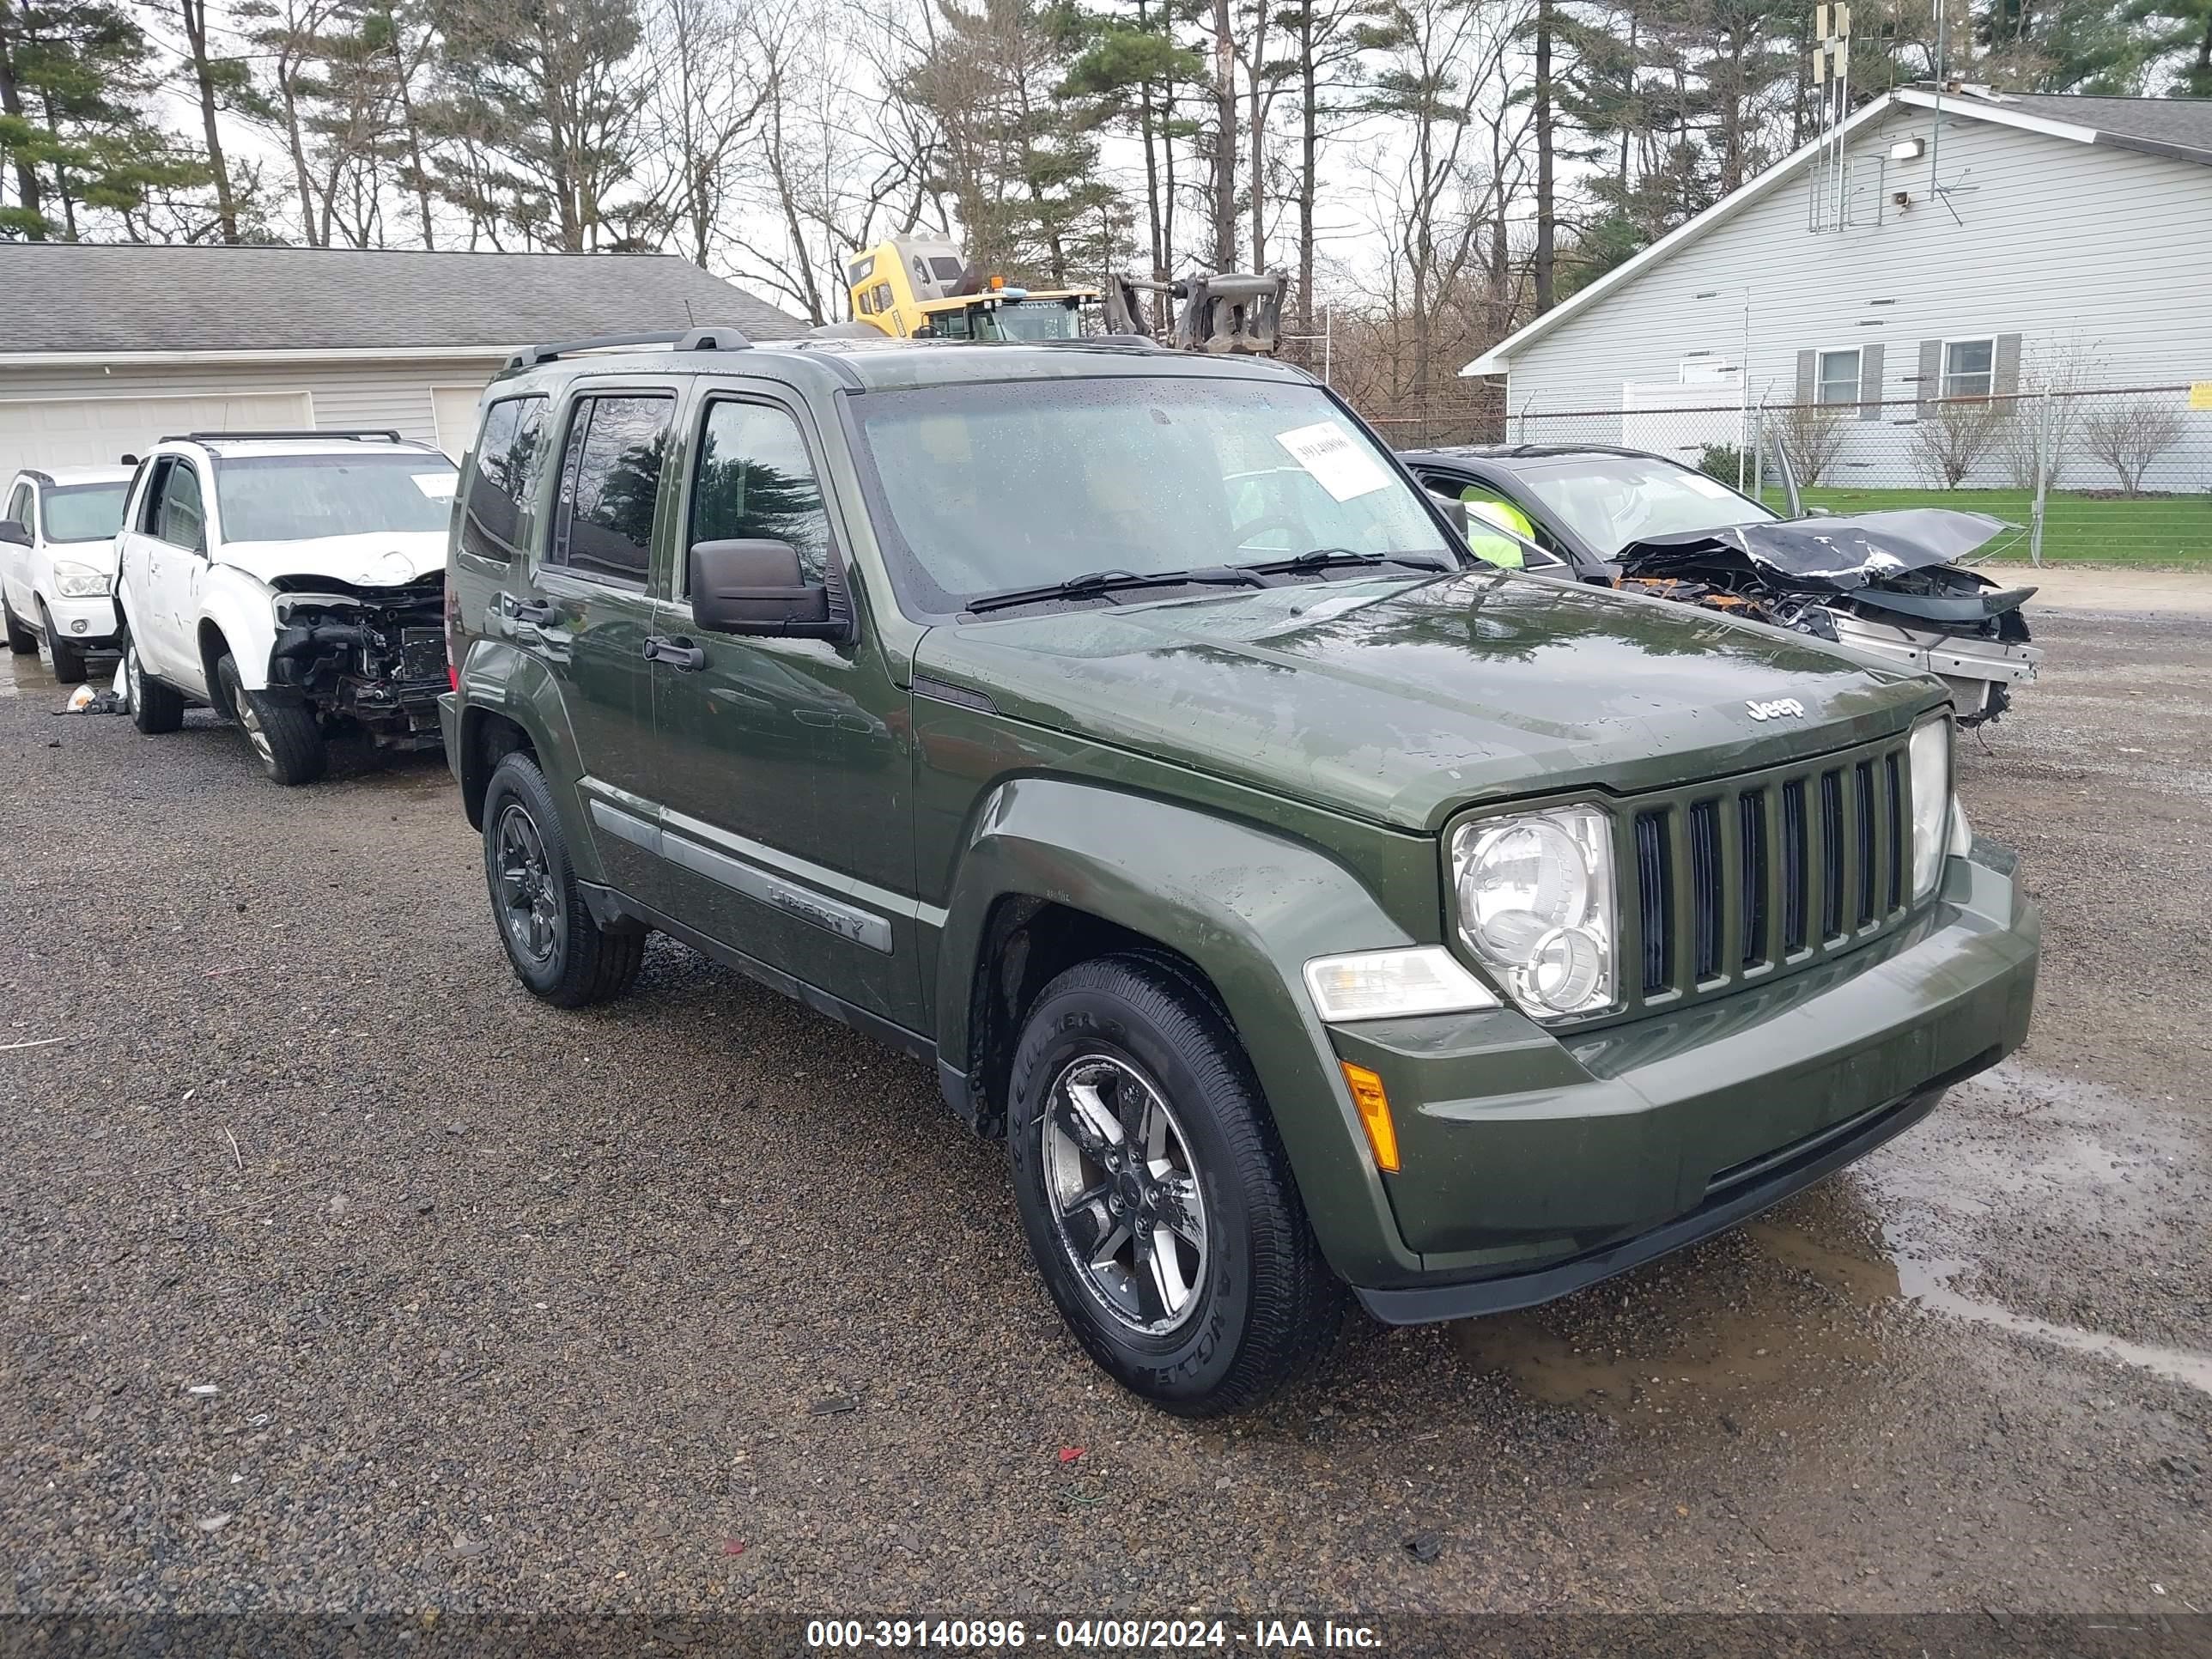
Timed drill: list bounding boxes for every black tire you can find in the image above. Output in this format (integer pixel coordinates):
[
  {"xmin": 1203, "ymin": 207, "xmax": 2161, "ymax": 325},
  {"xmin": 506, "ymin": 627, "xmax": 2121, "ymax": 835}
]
[
  {"xmin": 216, "ymin": 653, "xmax": 325, "ymax": 786},
  {"xmin": 1007, "ymin": 954, "xmax": 1342, "ymax": 1416},
  {"xmin": 3, "ymin": 598, "xmax": 33, "ymax": 654},
  {"xmin": 481, "ymin": 750, "xmax": 645, "ymax": 1007},
  {"xmin": 123, "ymin": 638, "xmax": 184, "ymax": 735},
  {"xmin": 41, "ymin": 605, "xmax": 88, "ymax": 684}
]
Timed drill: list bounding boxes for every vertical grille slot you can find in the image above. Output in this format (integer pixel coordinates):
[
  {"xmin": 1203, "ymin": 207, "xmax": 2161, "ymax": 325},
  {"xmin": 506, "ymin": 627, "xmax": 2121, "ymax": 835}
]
[
  {"xmin": 1819, "ymin": 769, "xmax": 1845, "ymax": 939},
  {"xmin": 1886, "ymin": 751, "xmax": 1906, "ymax": 912},
  {"xmin": 1687, "ymin": 799, "xmax": 1723, "ymax": 981},
  {"xmin": 1854, "ymin": 760, "xmax": 1879, "ymax": 926},
  {"xmin": 1738, "ymin": 792, "xmax": 1768, "ymax": 969},
  {"xmin": 1781, "ymin": 779, "xmax": 1808, "ymax": 953},
  {"xmin": 1634, "ymin": 810, "xmax": 1672, "ymax": 994}
]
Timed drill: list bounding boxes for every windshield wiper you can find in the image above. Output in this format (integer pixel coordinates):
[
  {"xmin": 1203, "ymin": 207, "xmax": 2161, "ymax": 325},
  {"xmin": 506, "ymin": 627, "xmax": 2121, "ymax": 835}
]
[
  {"xmin": 963, "ymin": 565, "xmax": 1267, "ymax": 616},
  {"xmin": 1238, "ymin": 547, "xmax": 1458, "ymax": 577}
]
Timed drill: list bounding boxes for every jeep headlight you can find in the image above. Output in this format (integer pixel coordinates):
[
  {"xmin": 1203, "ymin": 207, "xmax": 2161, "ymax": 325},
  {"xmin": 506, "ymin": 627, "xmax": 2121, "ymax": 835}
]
[
  {"xmin": 52, "ymin": 562, "xmax": 112, "ymax": 598},
  {"xmin": 1908, "ymin": 717, "xmax": 1953, "ymax": 899},
  {"xmin": 1449, "ymin": 805, "xmax": 1614, "ymax": 1018}
]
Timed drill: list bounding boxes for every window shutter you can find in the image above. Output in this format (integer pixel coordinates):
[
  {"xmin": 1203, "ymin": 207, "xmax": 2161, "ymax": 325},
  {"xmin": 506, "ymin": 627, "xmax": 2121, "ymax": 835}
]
[
  {"xmin": 1796, "ymin": 349, "xmax": 1816, "ymax": 405},
  {"xmin": 1859, "ymin": 343, "xmax": 1885, "ymax": 421},
  {"xmin": 1994, "ymin": 333, "xmax": 2022, "ymax": 396},
  {"xmin": 1915, "ymin": 338, "xmax": 1942, "ymax": 417}
]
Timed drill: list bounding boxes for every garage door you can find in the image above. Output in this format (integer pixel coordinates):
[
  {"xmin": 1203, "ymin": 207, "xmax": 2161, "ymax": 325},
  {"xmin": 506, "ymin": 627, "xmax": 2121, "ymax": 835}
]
[
  {"xmin": 432, "ymin": 386, "xmax": 488, "ymax": 459},
  {"xmin": 0, "ymin": 392, "xmax": 313, "ymax": 477}
]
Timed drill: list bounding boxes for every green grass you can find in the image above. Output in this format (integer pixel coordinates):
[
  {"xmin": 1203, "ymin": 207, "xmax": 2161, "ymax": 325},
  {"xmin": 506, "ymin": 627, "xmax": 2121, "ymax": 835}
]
[{"xmin": 1752, "ymin": 485, "xmax": 2212, "ymax": 569}]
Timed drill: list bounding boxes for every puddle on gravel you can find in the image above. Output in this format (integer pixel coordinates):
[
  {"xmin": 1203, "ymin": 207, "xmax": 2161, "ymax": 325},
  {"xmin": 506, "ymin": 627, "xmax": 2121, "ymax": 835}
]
[
  {"xmin": 1764, "ymin": 1222, "xmax": 2212, "ymax": 1398},
  {"xmin": 1453, "ymin": 1065, "xmax": 2212, "ymax": 1414}
]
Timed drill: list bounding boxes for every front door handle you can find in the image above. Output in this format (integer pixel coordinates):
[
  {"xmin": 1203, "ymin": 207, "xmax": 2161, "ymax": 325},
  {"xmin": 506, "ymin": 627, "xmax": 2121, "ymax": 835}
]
[
  {"xmin": 643, "ymin": 635, "xmax": 706, "ymax": 672},
  {"xmin": 501, "ymin": 594, "xmax": 559, "ymax": 625}
]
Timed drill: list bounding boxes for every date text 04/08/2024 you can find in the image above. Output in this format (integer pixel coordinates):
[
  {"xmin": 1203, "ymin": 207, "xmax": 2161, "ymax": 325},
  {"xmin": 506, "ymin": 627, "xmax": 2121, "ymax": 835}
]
[{"xmin": 803, "ymin": 1619, "xmax": 1384, "ymax": 1650}]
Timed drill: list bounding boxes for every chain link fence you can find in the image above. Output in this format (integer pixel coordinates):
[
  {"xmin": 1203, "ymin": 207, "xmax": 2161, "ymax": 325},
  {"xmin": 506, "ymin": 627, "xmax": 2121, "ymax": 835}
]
[{"xmin": 1361, "ymin": 385, "xmax": 2212, "ymax": 568}]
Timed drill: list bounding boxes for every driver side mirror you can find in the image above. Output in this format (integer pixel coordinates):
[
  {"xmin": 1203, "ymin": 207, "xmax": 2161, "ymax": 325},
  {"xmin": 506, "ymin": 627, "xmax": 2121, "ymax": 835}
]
[
  {"xmin": 689, "ymin": 539, "xmax": 847, "ymax": 640},
  {"xmin": 0, "ymin": 520, "xmax": 29, "ymax": 548}
]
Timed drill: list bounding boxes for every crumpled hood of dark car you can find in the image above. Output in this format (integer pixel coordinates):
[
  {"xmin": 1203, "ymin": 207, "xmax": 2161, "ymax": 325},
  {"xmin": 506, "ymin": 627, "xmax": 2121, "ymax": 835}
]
[
  {"xmin": 1619, "ymin": 508, "xmax": 2011, "ymax": 590},
  {"xmin": 915, "ymin": 570, "xmax": 1938, "ymax": 831}
]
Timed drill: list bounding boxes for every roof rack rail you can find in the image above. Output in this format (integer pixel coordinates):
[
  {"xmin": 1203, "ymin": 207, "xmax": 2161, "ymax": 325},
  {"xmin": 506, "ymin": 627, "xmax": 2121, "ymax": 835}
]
[
  {"xmin": 1036, "ymin": 333, "xmax": 1164, "ymax": 350},
  {"xmin": 168, "ymin": 428, "xmax": 409, "ymax": 444},
  {"xmin": 511, "ymin": 325, "xmax": 755, "ymax": 368}
]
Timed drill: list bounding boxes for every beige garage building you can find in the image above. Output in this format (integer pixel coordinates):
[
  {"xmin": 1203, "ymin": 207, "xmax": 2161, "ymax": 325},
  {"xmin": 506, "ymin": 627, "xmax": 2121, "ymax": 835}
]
[{"xmin": 0, "ymin": 243, "xmax": 801, "ymax": 476}]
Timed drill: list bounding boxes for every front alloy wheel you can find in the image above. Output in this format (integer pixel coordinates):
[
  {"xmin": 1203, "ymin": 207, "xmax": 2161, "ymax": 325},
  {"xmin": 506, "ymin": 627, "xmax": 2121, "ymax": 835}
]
[
  {"xmin": 1042, "ymin": 1054, "xmax": 1210, "ymax": 1334},
  {"xmin": 1007, "ymin": 954, "xmax": 1342, "ymax": 1415}
]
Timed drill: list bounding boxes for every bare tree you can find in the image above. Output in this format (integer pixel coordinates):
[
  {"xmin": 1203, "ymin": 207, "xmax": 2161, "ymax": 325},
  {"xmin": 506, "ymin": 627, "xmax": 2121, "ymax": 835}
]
[
  {"xmin": 1358, "ymin": 0, "xmax": 1526, "ymax": 408},
  {"xmin": 1775, "ymin": 398, "xmax": 1848, "ymax": 487},
  {"xmin": 1206, "ymin": 0, "xmax": 1236, "ymax": 269},
  {"xmin": 1910, "ymin": 398, "xmax": 2010, "ymax": 489},
  {"xmin": 720, "ymin": 0, "xmax": 939, "ymax": 322},
  {"xmin": 173, "ymin": 0, "xmax": 242, "ymax": 241},
  {"xmin": 647, "ymin": 0, "xmax": 772, "ymax": 267},
  {"xmin": 2081, "ymin": 398, "xmax": 2185, "ymax": 496}
]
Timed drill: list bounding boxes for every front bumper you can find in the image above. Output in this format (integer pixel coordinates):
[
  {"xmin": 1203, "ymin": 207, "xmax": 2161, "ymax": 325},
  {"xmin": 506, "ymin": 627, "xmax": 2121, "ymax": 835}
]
[
  {"xmin": 43, "ymin": 591, "xmax": 122, "ymax": 647},
  {"xmin": 1327, "ymin": 842, "xmax": 2038, "ymax": 1321}
]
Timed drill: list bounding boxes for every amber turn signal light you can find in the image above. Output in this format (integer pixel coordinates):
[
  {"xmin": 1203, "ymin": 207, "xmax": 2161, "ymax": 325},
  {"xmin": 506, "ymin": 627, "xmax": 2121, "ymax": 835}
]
[{"xmin": 1340, "ymin": 1061, "xmax": 1400, "ymax": 1174}]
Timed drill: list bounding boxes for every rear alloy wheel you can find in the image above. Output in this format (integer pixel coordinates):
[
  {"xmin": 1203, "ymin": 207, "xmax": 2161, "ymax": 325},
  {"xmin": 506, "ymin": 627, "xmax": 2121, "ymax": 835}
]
[
  {"xmin": 40, "ymin": 605, "xmax": 88, "ymax": 684},
  {"xmin": 124, "ymin": 639, "xmax": 184, "ymax": 735},
  {"xmin": 216, "ymin": 653, "xmax": 325, "ymax": 786},
  {"xmin": 3, "ymin": 598, "xmax": 33, "ymax": 654},
  {"xmin": 480, "ymin": 750, "xmax": 645, "ymax": 1007},
  {"xmin": 1008, "ymin": 955, "xmax": 1342, "ymax": 1416}
]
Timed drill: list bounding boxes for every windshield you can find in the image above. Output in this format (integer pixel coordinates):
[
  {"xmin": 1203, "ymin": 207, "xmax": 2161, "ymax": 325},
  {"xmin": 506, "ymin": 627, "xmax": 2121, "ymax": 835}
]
[
  {"xmin": 988, "ymin": 301, "xmax": 1083, "ymax": 342},
  {"xmin": 849, "ymin": 377, "xmax": 1452, "ymax": 614},
  {"xmin": 42, "ymin": 483, "xmax": 130, "ymax": 543},
  {"xmin": 213, "ymin": 453, "xmax": 457, "ymax": 543},
  {"xmin": 930, "ymin": 300, "xmax": 1084, "ymax": 342},
  {"xmin": 1512, "ymin": 455, "xmax": 1775, "ymax": 557}
]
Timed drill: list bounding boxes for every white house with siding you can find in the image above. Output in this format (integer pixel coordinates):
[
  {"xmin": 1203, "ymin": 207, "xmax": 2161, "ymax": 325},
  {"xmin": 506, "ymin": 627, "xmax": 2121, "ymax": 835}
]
[
  {"xmin": 1463, "ymin": 87, "xmax": 2212, "ymax": 489},
  {"xmin": 0, "ymin": 244, "xmax": 800, "ymax": 479}
]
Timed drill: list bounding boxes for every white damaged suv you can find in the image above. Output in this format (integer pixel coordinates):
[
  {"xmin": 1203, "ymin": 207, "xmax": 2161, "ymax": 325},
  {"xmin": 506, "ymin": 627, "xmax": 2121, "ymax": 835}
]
[{"xmin": 115, "ymin": 430, "xmax": 459, "ymax": 785}]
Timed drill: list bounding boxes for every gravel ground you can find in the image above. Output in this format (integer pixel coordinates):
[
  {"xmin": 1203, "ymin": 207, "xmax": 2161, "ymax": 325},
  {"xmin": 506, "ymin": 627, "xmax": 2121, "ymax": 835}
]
[{"xmin": 1, "ymin": 608, "xmax": 2207, "ymax": 1625}]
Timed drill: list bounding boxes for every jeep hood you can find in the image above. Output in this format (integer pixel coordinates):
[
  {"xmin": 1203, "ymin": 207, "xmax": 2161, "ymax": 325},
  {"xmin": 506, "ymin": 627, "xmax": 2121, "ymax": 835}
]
[
  {"xmin": 915, "ymin": 571, "xmax": 1942, "ymax": 830},
  {"xmin": 216, "ymin": 531, "xmax": 447, "ymax": 588}
]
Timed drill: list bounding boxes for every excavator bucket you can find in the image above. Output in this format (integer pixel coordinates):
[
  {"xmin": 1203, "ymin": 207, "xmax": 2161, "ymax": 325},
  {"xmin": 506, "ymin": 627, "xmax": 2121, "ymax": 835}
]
[{"xmin": 1172, "ymin": 273, "xmax": 1287, "ymax": 356}]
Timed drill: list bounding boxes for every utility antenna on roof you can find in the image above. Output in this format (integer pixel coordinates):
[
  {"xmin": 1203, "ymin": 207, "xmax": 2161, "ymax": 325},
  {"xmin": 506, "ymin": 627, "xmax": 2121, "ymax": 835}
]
[{"xmin": 1808, "ymin": 2, "xmax": 1853, "ymax": 231}]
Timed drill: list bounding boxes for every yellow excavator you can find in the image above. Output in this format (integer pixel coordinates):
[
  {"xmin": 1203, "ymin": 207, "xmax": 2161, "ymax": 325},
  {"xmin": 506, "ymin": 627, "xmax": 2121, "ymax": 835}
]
[
  {"xmin": 844, "ymin": 238, "xmax": 1098, "ymax": 342},
  {"xmin": 842, "ymin": 237, "xmax": 1286, "ymax": 355}
]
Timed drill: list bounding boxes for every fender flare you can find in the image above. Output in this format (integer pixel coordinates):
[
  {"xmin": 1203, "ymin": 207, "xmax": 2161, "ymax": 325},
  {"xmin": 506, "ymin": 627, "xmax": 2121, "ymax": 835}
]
[
  {"xmin": 452, "ymin": 635, "xmax": 600, "ymax": 874},
  {"xmin": 934, "ymin": 775, "xmax": 1425, "ymax": 1284}
]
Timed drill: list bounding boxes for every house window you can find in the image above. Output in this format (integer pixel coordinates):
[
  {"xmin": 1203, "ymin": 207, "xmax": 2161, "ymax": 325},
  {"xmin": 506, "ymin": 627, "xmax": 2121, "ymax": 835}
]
[
  {"xmin": 1816, "ymin": 349, "xmax": 1862, "ymax": 406},
  {"xmin": 1943, "ymin": 337, "xmax": 1996, "ymax": 399}
]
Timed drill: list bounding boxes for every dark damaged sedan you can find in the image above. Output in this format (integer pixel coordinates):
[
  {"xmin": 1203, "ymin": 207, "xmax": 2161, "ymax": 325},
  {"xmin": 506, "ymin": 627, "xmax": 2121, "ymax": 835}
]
[{"xmin": 1401, "ymin": 443, "xmax": 2041, "ymax": 726}]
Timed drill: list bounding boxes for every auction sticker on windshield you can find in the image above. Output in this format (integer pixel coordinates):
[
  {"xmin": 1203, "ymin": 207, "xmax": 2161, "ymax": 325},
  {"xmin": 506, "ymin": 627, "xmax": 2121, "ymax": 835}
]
[
  {"xmin": 1274, "ymin": 421, "xmax": 1390, "ymax": 503},
  {"xmin": 412, "ymin": 473, "xmax": 457, "ymax": 499}
]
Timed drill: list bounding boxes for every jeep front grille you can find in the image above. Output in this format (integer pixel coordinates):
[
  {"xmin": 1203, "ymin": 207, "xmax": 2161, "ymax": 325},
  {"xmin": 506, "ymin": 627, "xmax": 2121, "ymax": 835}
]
[{"xmin": 1620, "ymin": 733, "xmax": 1917, "ymax": 1015}]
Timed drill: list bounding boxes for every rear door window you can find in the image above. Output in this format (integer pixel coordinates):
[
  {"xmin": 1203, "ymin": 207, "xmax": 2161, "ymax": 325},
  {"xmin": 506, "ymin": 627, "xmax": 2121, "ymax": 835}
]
[
  {"xmin": 548, "ymin": 394, "xmax": 672, "ymax": 587},
  {"xmin": 462, "ymin": 394, "xmax": 547, "ymax": 561}
]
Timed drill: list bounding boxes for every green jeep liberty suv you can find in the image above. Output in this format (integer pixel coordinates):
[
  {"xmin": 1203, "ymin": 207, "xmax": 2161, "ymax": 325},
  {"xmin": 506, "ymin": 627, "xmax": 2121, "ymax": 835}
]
[{"xmin": 440, "ymin": 327, "xmax": 2039, "ymax": 1415}]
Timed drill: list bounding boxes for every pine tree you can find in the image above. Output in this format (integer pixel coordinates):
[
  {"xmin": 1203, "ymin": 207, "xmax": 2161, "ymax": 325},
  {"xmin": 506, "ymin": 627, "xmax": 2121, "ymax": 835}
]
[{"xmin": 0, "ymin": 1, "xmax": 200, "ymax": 240}]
